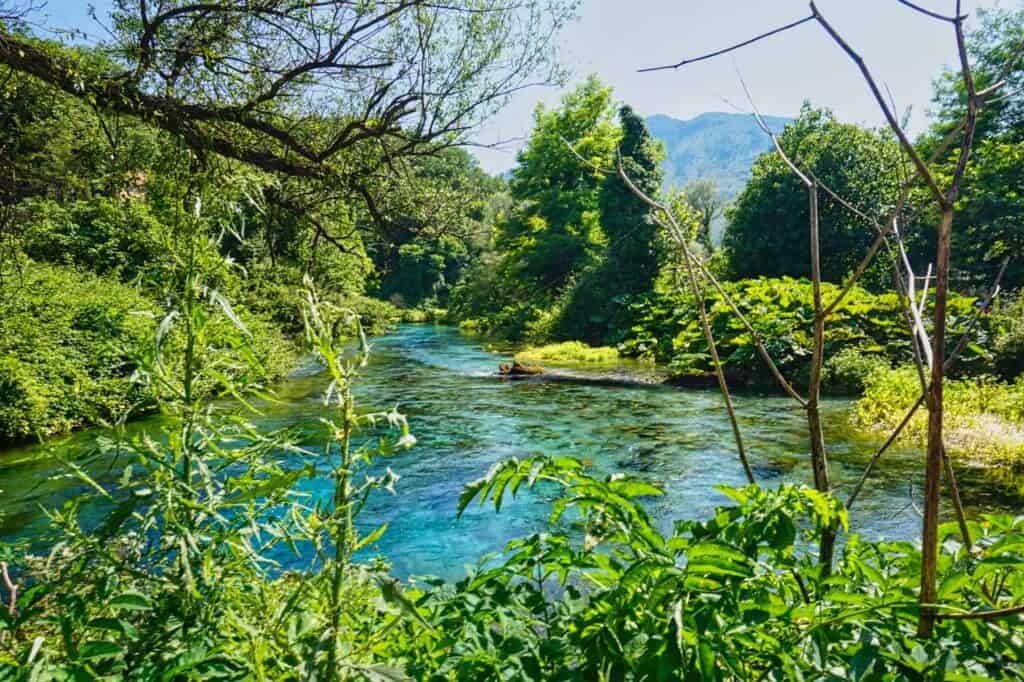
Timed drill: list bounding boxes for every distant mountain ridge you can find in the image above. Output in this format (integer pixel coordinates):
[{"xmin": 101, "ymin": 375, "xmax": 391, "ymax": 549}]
[{"xmin": 645, "ymin": 111, "xmax": 792, "ymax": 198}]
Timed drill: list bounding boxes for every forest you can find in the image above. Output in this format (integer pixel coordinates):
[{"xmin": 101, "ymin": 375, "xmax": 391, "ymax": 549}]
[{"xmin": 1, "ymin": 0, "xmax": 1023, "ymax": 679}]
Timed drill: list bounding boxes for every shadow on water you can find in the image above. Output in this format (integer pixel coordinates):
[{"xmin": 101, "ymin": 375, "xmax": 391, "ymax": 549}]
[{"xmin": 2, "ymin": 324, "xmax": 1023, "ymax": 580}]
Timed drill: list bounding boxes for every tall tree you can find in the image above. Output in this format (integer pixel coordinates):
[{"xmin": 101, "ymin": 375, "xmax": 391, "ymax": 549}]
[
  {"xmin": 723, "ymin": 105, "xmax": 901, "ymax": 285},
  {"xmin": 556, "ymin": 105, "xmax": 663, "ymax": 343},
  {"xmin": 598, "ymin": 105, "xmax": 664, "ymax": 297},
  {"xmin": 499, "ymin": 76, "xmax": 619, "ymax": 292}
]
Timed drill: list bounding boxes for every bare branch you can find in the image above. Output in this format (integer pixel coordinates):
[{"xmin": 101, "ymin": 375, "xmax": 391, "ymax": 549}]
[
  {"xmin": 847, "ymin": 258, "xmax": 1009, "ymax": 510},
  {"xmin": 638, "ymin": 14, "xmax": 814, "ymax": 73},
  {"xmin": 895, "ymin": 0, "xmax": 961, "ymax": 23},
  {"xmin": 598, "ymin": 151, "xmax": 756, "ymax": 484},
  {"xmin": 810, "ymin": 1, "xmax": 947, "ymax": 207}
]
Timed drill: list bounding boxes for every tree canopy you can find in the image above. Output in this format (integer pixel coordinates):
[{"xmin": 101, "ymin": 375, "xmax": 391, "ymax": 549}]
[
  {"xmin": 924, "ymin": 6, "xmax": 1024, "ymax": 288},
  {"xmin": 0, "ymin": 1, "xmax": 573, "ymax": 196},
  {"xmin": 723, "ymin": 105, "xmax": 901, "ymax": 285},
  {"xmin": 499, "ymin": 76, "xmax": 619, "ymax": 292}
]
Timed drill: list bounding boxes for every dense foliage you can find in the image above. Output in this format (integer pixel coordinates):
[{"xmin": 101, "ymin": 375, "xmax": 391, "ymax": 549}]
[
  {"xmin": 0, "ymin": 262, "xmax": 154, "ymax": 441},
  {"xmin": 0, "ymin": 59, "xmax": 501, "ymax": 441},
  {"xmin": 2, "ymin": 2, "xmax": 1024, "ymax": 678},
  {"xmin": 450, "ymin": 80, "xmax": 671, "ymax": 345},
  {"xmin": 555, "ymin": 105, "xmax": 664, "ymax": 343},
  {"xmin": 619, "ymin": 276, "xmax": 998, "ymax": 389},
  {"xmin": 723, "ymin": 106, "xmax": 902, "ymax": 286}
]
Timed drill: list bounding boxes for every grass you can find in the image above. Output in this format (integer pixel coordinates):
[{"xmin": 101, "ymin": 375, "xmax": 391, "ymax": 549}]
[
  {"xmin": 515, "ymin": 341, "xmax": 621, "ymax": 366},
  {"xmin": 853, "ymin": 366, "xmax": 1024, "ymax": 467}
]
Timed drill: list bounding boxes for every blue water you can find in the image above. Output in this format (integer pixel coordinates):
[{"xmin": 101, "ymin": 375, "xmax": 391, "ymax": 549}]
[{"xmin": 2, "ymin": 325, "xmax": 1022, "ymax": 580}]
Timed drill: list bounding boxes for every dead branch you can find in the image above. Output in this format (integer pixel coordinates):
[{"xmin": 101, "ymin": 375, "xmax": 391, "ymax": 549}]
[
  {"xmin": 895, "ymin": 0, "xmax": 962, "ymax": 23},
  {"xmin": 637, "ymin": 15, "xmax": 814, "ymax": 73},
  {"xmin": 616, "ymin": 164, "xmax": 756, "ymax": 485},
  {"xmin": 846, "ymin": 257, "xmax": 1009, "ymax": 510}
]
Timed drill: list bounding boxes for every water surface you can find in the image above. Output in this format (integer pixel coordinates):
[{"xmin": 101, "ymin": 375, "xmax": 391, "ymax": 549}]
[{"xmin": 2, "ymin": 324, "xmax": 1022, "ymax": 579}]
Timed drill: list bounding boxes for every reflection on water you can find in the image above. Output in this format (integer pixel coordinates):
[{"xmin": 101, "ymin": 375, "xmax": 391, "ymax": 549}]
[{"xmin": 2, "ymin": 324, "xmax": 1023, "ymax": 580}]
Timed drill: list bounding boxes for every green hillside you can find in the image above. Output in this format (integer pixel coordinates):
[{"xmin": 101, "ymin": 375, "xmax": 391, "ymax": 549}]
[{"xmin": 646, "ymin": 111, "xmax": 792, "ymax": 197}]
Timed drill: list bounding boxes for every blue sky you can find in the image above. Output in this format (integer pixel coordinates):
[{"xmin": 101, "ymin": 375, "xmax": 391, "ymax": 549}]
[{"xmin": 35, "ymin": 0, "xmax": 1010, "ymax": 174}]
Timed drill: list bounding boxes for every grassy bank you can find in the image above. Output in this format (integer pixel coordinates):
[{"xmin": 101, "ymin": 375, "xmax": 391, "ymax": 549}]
[{"xmin": 854, "ymin": 366, "xmax": 1024, "ymax": 467}]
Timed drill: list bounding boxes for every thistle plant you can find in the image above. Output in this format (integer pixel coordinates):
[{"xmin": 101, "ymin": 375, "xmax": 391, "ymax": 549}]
[{"xmin": 300, "ymin": 275, "xmax": 417, "ymax": 680}]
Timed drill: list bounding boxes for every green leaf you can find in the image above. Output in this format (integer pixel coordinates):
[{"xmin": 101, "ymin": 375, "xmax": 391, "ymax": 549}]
[
  {"xmin": 354, "ymin": 523, "xmax": 389, "ymax": 552},
  {"xmin": 77, "ymin": 640, "xmax": 122, "ymax": 660},
  {"xmin": 108, "ymin": 591, "xmax": 153, "ymax": 611}
]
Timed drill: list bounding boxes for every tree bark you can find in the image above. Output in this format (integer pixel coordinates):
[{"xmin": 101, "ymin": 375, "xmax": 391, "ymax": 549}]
[
  {"xmin": 918, "ymin": 206, "xmax": 953, "ymax": 638},
  {"xmin": 806, "ymin": 184, "xmax": 835, "ymax": 574}
]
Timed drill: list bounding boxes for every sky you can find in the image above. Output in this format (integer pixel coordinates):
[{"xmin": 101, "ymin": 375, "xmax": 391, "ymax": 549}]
[{"xmin": 32, "ymin": 0, "xmax": 1012, "ymax": 174}]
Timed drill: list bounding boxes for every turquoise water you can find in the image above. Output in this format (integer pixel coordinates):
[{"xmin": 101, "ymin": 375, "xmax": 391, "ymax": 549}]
[{"xmin": 2, "ymin": 324, "xmax": 1023, "ymax": 580}]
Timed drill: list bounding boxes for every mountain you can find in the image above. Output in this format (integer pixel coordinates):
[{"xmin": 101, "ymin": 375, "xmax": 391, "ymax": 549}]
[{"xmin": 645, "ymin": 112, "xmax": 792, "ymax": 199}]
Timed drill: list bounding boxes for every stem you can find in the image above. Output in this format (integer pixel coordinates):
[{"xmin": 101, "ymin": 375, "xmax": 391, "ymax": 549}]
[
  {"xmin": 327, "ymin": 378, "xmax": 355, "ymax": 680},
  {"xmin": 806, "ymin": 184, "xmax": 835, "ymax": 575},
  {"xmin": 919, "ymin": 206, "xmax": 953, "ymax": 638},
  {"xmin": 678, "ymin": 242, "xmax": 755, "ymax": 484}
]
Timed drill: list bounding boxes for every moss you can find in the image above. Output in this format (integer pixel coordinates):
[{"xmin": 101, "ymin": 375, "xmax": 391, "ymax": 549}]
[{"xmin": 399, "ymin": 307, "xmax": 448, "ymax": 324}]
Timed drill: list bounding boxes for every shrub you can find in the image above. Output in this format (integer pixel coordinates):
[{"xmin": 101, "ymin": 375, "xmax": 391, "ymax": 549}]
[
  {"xmin": 823, "ymin": 345, "xmax": 891, "ymax": 395},
  {"xmin": 0, "ymin": 262, "xmax": 155, "ymax": 441},
  {"xmin": 620, "ymin": 276, "xmax": 993, "ymax": 387},
  {"xmin": 19, "ymin": 197, "xmax": 165, "ymax": 281},
  {"xmin": 0, "ymin": 260, "xmax": 295, "ymax": 443}
]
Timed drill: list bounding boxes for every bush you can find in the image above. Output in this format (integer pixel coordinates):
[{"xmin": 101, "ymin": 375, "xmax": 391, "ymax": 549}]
[
  {"xmin": 620, "ymin": 276, "xmax": 994, "ymax": 388},
  {"xmin": 19, "ymin": 197, "xmax": 165, "ymax": 281},
  {"xmin": 0, "ymin": 262, "xmax": 155, "ymax": 441},
  {"xmin": 0, "ymin": 260, "xmax": 296, "ymax": 443},
  {"xmin": 823, "ymin": 346, "xmax": 891, "ymax": 395}
]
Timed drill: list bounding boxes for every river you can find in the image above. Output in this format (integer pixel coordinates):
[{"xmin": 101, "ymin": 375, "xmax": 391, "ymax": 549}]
[{"xmin": 2, "ymin": 324, "xmax": 1022, "ymax": 580}]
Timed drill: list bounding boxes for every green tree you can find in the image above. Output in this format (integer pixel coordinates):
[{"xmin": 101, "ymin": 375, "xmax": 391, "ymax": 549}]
[
  {"xmin": 556, "ymin": 105, "xmax": 663, "ymax": 343},
  {"xmin": 599, "ymin": 105, "xmax": 664, "ymax": 297},
  {"xmin": 723, "ymin": 106, "xmax": 901, "ymax": 285},
  {"xmin": 369, "ymin": 148, "xmax": 503, "ymax": 307},
  {"xmin": 500, "ymin": 76, "xmax": 619, "ymax": 293},
  {"xmin": 930, "ymin": 6, "xmax": 1024, "ymax": 145}
]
